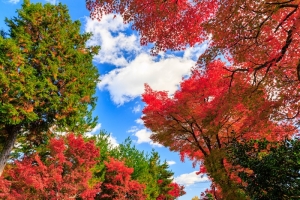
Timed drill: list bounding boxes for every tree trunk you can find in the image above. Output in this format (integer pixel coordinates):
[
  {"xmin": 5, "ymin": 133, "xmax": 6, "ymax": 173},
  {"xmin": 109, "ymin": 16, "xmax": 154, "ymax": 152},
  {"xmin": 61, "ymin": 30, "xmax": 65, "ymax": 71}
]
[
  {"xmin": 0, "ymin": 125, "xmax": 19, "ymax": 176},
  {"xmin": 205, "ymin": 151, "xmax": 247, "ymax": 200}
]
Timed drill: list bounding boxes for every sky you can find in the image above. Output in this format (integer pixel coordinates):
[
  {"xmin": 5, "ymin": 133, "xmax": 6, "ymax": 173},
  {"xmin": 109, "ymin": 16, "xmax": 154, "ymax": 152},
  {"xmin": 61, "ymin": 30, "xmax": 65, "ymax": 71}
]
[{"xmin": 0, "ymin": 0, "xmax": 211, "ymax": 199}]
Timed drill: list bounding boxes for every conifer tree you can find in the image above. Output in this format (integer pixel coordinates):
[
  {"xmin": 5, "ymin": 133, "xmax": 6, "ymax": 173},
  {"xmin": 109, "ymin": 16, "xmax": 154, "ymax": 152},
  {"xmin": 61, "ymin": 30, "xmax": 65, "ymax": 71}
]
[{"xmin": 0, "ymin": 0, "xmax": 99, "ymax": 175}]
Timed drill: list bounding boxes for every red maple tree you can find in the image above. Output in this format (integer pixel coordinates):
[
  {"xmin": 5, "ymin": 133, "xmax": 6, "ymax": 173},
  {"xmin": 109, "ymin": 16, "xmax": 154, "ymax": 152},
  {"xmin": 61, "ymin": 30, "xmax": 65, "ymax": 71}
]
[
  {"xmin": 86, "ymin": 0, "xmax": 217, "ymax": 54},
  {"xmin": 86, "ymin": 0, "xmax": 300, "ymax": 71},
  {"xmin": 0, "ymin": 134, "xmax": 100, "ymax": 199},
  {"xmin": 167, "ymin": 182, "xmax": 186, "ymax": 199},
  {"xmin": 99, "ymin": 157, "xmax": 146, "ymax": 200},
  {"xmin": 86, "ymin": 0, "xmax": 300, "ymax": 107},
  {"xmin": 142, "ymin": 61, "xmax": 296, "ymax": 198}
]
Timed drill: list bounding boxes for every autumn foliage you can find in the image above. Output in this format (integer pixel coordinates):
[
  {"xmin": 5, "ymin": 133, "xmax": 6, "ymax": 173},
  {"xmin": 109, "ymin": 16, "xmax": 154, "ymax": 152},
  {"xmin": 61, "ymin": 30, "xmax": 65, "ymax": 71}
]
[
  {"xmin": 0, "ymin": 132, "xmax": 185, "ymax": 199},
  {"xmin": 86, "ymin": 0, "xmax": 300, "ymax": 198},
  {"xmin": 142, "ymin": 61, "xmax": 296, "ymax": 198},
  {"xmin": 98, "ymin": 157, "xmax": 146, "ymax": 200},
  {"xmin": 0, "ymin": 134, "xmax": 100, "ymax": 199}
]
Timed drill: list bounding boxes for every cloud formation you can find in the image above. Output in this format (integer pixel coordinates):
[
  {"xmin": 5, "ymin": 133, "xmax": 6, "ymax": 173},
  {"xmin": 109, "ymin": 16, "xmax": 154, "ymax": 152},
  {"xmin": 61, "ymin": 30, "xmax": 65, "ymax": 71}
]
[
  {"xmin": 85, "ymin": 123, "xmax": 119, "ymax": 148},
  {"xmin": 174, "ymin": 171, "xmax": 209, "ymax": 187},
  {"xmin": 134, "ymin": 128, "xmax": 162, "ymax": 147},
  {"xmin": 98, "ymin": 53, "xmax": 195, "ymax": 104},
  {"xmin": 107, "ymin": 134, "xmax": 119, "ymax": 148},
  {"xmin": 85, "ymin": 15, "xmax": 140, "ymax": 67},
  {"xmin": 132, "ymin": 104, "xmax": 141, "ymax": 113},
  {"xmin": 85, "ymin": 14, "xmax": 206, "ymax": 105},
  {"xmin": 167, "ymin": 161, "xmax": 176, "ymax": 166},
  {"xmin": 86, "ymin": 123, "xmax": 102, "ymax": 135},
  {"xmin": 45, "ymin": 0, "xmax": 58, "ymax": 4},
  {"xmin": 7, "ymin": 0, "xmax": 20, "ymax": 4},
  {"xmin": 135, "ymin": 118, "xmax": 144, "ymax": 125}
]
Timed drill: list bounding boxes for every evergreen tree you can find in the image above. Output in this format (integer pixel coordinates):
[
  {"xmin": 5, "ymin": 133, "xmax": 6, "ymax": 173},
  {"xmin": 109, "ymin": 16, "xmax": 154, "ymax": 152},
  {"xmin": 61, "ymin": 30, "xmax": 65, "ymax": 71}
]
[{"xmin": 0, "ymin": 0, "xmax": 99, "ymax": 175}]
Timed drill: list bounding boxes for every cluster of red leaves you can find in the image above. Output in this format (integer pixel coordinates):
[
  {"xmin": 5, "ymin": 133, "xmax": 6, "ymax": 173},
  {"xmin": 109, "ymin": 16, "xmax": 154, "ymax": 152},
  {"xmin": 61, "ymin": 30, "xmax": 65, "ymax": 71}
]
[
  {"xmin": 99, "ymin": 157, "xmax": 146, "ymax": 200},
  {"xmin": 86, "ymin": 0, "xmax": 217, "ymax": 54},
  {"xmin": 86, "ymin": 0, "xmax": 300, "ymax": 198},
  {"xmin": 142, "ymin": 61, "xmax": 296, "ymax": 198},
  {"xmin": 156, "ymin": 181, "xmax": 185, "ymax": 200},
  {"xmin": 86, "ymin": 0, "xmax": 300, "ymax": 81},
  {"xmin": 142, "ymin": 61, "xmax": 294, "ymax": 162},
  {"xmin": 0, "ymin": 133, "xmax": 182, "ymax": 200},
  {"xmin": 200, "ymin": 183, "xmax": 222, "ymax": 200},
  {"xmin": 167, "ymin": 182, "xmax": 186, "ymax": 198},
  {"xmin": 0, "ymin": 134, "xmax": 100, "ymax": 199}
]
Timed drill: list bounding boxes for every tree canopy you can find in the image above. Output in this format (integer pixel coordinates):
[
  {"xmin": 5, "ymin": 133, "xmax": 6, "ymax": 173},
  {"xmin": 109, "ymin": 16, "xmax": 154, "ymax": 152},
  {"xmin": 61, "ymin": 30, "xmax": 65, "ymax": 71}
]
[
  {"xmin": 227, "ymin": 137, "xmax": 300, "ymax": 200},
  {"xmin": 0, "ymin": 0, "xmax": 99, "ymax": 175},
  {"xmin": 86, "ymin": 0, "xmax": 300, "ymax": 198}
]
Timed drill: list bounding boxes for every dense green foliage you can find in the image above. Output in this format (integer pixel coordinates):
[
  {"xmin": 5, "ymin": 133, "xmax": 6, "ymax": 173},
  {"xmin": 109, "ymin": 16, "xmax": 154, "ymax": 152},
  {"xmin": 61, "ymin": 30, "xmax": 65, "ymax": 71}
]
[
  {"xmin": 92, "ymin": 131, "xmax": 185, "ymax": 200},
  {"xmin": 227, "ymin": 138, "xmax": 300, "ymax": 200},
  {"xmin": 0, "ymin": 0, "xmax": 99, "ymax": 174}
]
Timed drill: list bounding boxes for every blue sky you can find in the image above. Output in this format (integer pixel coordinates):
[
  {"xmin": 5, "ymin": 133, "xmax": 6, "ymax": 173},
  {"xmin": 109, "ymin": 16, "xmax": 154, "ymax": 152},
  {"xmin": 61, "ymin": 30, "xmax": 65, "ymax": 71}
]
[{"xmin": 0, "ymin": 0, "xmax": 211, "ymax": 199}]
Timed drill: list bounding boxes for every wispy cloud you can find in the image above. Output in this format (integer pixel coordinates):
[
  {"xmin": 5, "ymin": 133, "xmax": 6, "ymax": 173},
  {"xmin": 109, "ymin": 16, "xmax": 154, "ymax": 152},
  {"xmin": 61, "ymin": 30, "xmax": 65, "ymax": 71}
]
[
  {"xmin": 85, "ymin": 123, "xmax": 102, "ymax": 136},
  {"xmin": 167, "ymin": 160, "xmax": 176, "ymax": 166},
  {"xmin": 174, "ymin": 171, "xmax": 210, "ymax": 187},
  {"xmin": 7, "ymin": 0, "xmax": 20, "ymax": 4},
  {"xmin": 107, "ymin": 134, "xmax": 119, "ymax": 148},
  {"xmin": 132, "ymin": 104, "xmax": 141, "ymax": 113},
  {"xmin": 45, "ymin": 0, "xmax": 58, "ymax": 5},
  {"xmin": 135, "ymin": 118, "xmax": 144, "ymax": 125}
]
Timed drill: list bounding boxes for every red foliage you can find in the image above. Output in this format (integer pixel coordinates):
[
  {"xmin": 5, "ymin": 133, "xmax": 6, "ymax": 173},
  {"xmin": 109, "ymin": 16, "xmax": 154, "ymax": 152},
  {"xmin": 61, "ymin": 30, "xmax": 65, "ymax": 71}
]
[
  {"xmin": 156, "ymin": 182, "xmax": 185, "ymax": 200},
  {"xmin": 142, "ymin": 61, "xmax": 296, "ymax": 198},
  {"xmin": 100, "ymin": 157, "xmax": 146, "ymax": 200},
  {"xmin": 200, "ymin": 183, "xmax": 223, "ymax": 200},
  {"xmin": 168, "ymin": 182, "xmax": 186, "ymax": 198},
  {"xmin": 0, "ymin": 134, "xmax": 100, "ymax": 199},
  {"xmin": 143, "ymin": 61, "xmax": 294, "ymax": 162},
  {"xmin": 86, "ymin": 0, "xmax": 217, "ymax": 54},
  {"xmin": 86, "ymin": 0, "xmax": 300, "ymax": 78},
  {"xmin": 86, "ymin": 1, "xmax": 300, "ymax": 118}
]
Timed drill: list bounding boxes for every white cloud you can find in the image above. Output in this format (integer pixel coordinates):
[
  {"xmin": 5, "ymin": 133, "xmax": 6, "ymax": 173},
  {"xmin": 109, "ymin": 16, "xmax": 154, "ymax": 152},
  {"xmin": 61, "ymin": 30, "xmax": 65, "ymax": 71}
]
[
  {"xmin": 134, "ymin": 128, "xmax": 162, "ymax": 147},
  {"xmin": 98, "ymin": 53, "xmax": 194, "ymax": 105},
  {"xmin": 127, "ymin": 126, "xmax": 139, "ymax": 133},
  {"xmin": 183, "ymin": 43, "xmax": 208, "ymax": 60},
  {"xmin": 85, "ymin": 14, "xmax": 206, "ymax": 105},
  {"xmin": 7, "ymin": 0, "xmax": 20, "ymax": 4},
  {"xmin": 45, "ymin": 0, "xmax": 58, "ymax": 4},
  {"xmin": 135, "ymin": 118, "xmax": 144, "ymax": 125},
  {"xmin": 132, "ymin": 104, "xmax": 141, "ymax": 113},
  {"xmin": 86, "ymin": 123, "xmax": 102, "ymax": 136},
  {"xmin": 167, "ymin": 160, "xmax": 176, "ymax": 166},
  {"xmin": 174, "ymin": 171, "xmax": 210, "ymax": 187},
  {"xmin": 85, "ymin": 15, "xmax": 140, "ymax": 67},
  {"xmin": 107, "ymin": 134, "xmax": 119, "ymax": 148}
]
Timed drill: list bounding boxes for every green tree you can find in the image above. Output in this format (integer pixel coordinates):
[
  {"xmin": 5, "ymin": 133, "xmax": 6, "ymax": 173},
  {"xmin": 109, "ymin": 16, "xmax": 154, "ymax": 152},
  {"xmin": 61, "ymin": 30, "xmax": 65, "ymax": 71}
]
[
  {"xmin": 191, "ymin": 196, "xmax": 199, "ymax": 200},
  {"xmin": 92, "ymin": 131, "xmax": 185, "ymax": 200},
  {"xmin": 0, "ymin": 0, "xmax": 99, "ymax": 175},
  {"xmin": 227, "ymin": 138, "xmax": 300, "ymax": 200}
]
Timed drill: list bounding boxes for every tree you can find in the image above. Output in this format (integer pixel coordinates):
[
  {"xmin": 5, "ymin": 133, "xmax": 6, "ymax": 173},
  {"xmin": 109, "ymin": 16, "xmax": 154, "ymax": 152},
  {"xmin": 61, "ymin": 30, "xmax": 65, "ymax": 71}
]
[
  {"xmin": 86, "ymin": 0, "xmax": 216, "ymax": 54},
  {"xmin": 0, "ymin": 1, "xmax": 99, "ymax": 175},
  {"xmin": 87, "ymin": 0, "xmax": 300, "ymax": 197},
  {"xmin": 87, "ymin": 0, "xmax": 300, "ymax": 76},
  {"xmin": 0, "ymin": 134, "xmax": 100, "ymax": 199},
  {"xmin": 227, "ymin": 137, "xmax": 300, "ymax": 200},
  {"xmin": 86, "ymin": 0, "xmax": 300, "ymax": 121},
  {"xmin": 92, "ymin": 132, "xmax": 186, "ymax": 200},
  {"xmin": 167, "ymin": 182, "xmax": 186, "ymax": 199},
  {"xmin": 192, "ymin": 196, "xmax": 200, "ymax": 200},
  {"xmin": 98, "ymin": 157, "xmax": 146, "ymax": 200},
  {"xmin": 142, "ymin": 61, "xmax": 295, "ymax": 199}
]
